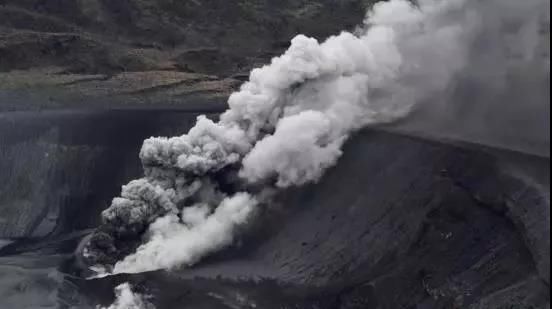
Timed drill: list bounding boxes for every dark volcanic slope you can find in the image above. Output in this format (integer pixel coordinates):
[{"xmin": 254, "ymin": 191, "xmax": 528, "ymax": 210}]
[{"xmin": 75, "ymin": 130, "xmax": 550, "ymax": 309}]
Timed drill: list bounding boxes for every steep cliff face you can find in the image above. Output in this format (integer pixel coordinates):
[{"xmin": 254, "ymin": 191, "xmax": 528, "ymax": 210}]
[{"xmin": 0, "ymin": 110, "xmax": 204, "ymax": 240}]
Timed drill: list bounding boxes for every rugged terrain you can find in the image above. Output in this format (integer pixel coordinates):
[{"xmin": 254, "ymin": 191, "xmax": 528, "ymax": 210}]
[{"xmin": 0, "ymin": 0, "xmax": 369, "ymax": 110}]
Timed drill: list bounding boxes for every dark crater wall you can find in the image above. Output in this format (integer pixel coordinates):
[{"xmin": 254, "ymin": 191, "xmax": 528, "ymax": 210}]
[
  {"xmin": 0, "ymin": 109, "xmax": 205, "ymax": 240},
  {"xmin": 132, "ymin": 130, "xmax": 548, "ymax": 309}
]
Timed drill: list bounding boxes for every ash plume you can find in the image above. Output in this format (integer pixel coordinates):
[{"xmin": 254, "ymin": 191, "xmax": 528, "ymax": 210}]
[
  {"xmin": 394, "ymin": 0, "xmax": 550, "ymax": 156},
  {"xmin": 82, "ymin": 0, "xmax": 550, "ymax": 276},
  {"xmin": 101, "ymin": 283, "xmax": 152, "ymax": 309}
]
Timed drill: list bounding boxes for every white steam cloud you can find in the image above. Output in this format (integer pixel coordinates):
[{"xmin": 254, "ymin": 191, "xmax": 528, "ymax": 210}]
[
  {"xmin": 84, "ymin": 0, "xmax": 549, "ymax": 275},
  {"xmin": 101, "ymin": 283, "xmax": 152, "ymax": 309},
  {"xmin": 113, "ymin": 193, "xmax": 256, "ymax": 274}
]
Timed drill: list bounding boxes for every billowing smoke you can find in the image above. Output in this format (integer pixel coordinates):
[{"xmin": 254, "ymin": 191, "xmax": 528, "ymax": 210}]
[
  {"xmin": 113, "ymin": 193, "xmax": 257, "ymax": 274},
  {"xmin": 83, "ymin": 0, "xmax": 550, "ymax": 276},
  {"xmin": 393, "ymin": 0, "xmax": 550, "ymax": 156},
  {"xmin": 101, "ymin": 283, "xmax": 152, "ymax": 309}
]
